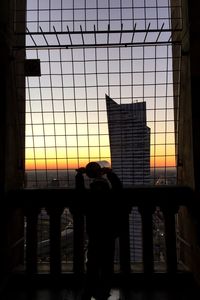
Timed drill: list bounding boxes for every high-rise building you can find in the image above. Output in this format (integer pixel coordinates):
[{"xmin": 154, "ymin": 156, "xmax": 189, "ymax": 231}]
[
  {"xmin": 106, "ymin": 94, "xmax": 151, "ymax": 186},
  {"xmin": 106, "ymin": 95, "xmax": 151, "ymax": 261}
]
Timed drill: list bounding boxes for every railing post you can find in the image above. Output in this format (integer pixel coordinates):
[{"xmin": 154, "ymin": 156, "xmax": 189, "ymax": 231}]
[
  {"xmin": 139, "ymin": 205, "xmax": 155, "ymax": 274},
  {"xmin": 119, "ymin": 212, "xmax": 131, "ymax": 275},
  {"xmin": 47, "ymin": 207, "xmax": 64, "ymax": 276},
  {"xmin": 162, "ymin": 205, "xmax": 179, "ymax": 274},
  {"xmin": 25, "ymin": 207, "xmax": 40, "ymax": 275},
  {"xmin": 73, "ymin": 211, "xmax": 85, "ymax": 275}
]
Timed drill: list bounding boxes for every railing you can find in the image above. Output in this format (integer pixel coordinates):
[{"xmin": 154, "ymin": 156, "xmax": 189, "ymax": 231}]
[{"xmin": 5, "ymin": 186, "xmax": 193, "ymax": 279}]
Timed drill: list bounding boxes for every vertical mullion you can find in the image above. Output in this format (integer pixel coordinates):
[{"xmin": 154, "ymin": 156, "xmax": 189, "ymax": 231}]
[
  {"xmin": 82, "ymin": 48, "xmax": 90, "ymax": 163},
  {"xmin": 73, "ymin": 0, "xmax": 75, "ymax": 31},
  {"xmin": 119, "ymin": 47, "xmax": 123, "ymax": 182},
  {"xmin": 96, "ymin": 0, "xmax": 99, "ymax": 31},
  {"xmin": 165, "ymin": 45, "xmax": 169, "ymax": 183},
  {"xmin": 37, "ymin": 0, "xmax": 39, "ymax": 32},
  {"xmin": 48, "ymin": 49, "xmax": 59, "ymax": 177},
  {"xmin": 108, "ymin": 0, "xmax": 111, "ymax": 25},
  {"xmin": 59, "ymin": 48, "xmax": 70, "ymax": 184},
  {"xmin": 167, "ymin": 0, "xmax": 171, "ymax": 30},
  {"xmin": 94, "ymin": 47, "xmax": 101, "ymax": 160},
  {"xmin": 154, "ymin": 45, "xmax": 157, "ymax": 181},
  {"xmin": 131, "ymin": 47, "xmax": 135, "ymax": 182},
  {"xmin": 61, "ymin": 0, "xmax": 63, "ymax": 32},
  {"xmin": 36, "ymin": 49, "xmax": 48, "ymax": 184},
  {"xmin": 176, "ymin": 45, "xmax": 182, "ymax": 183},
  {"xmin": 107, "ymin": 47, "xmax": 111, "ymax": 164},
  {"xmin": 107, "ymin": 48, "xmax": 110, "ymax": 97},
  {"xmin": 132, "ymin": 0, "xmax": 135, "ymax": 29},
  {"xmin": 49, "ymin": 0, "xmax": 51, "ymax": 32},
  {"xmin": 119, "ymin": 48, "xmax": 122, "ymax": 104},
  {"xmin": 144, "ymin": 0, "xmax": 147, "ymax": 29},
  {"xmin": 131, "ymin": 48, "xmax": 134, "ymax": 104},
  {"xmin": 156, "ymin": 0, "xmax": 159, "ymax": 30},
  {"xmin": 27, "ymin": 77, "xmax": 38, "ymax": 186},
  {"xmin": 176, "ymin": 46, "xmax": 182, "ymax": 180},
  {"xmin": 70, "ymin": 49, "xmax": 80, "ymax": 167},
  {"xmin": 142, "ymin": 46, "xmax": 145, "ymax": 184},
  {"xmin": 120, "ymin": 0, "xmax": 123, "ymax": 26},
  {"xmin": 84, "ymin": 0, "xmax": 87, "ymax": 31}
]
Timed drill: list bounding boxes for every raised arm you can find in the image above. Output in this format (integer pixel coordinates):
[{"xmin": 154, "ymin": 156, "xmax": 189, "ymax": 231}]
[{"xmin": 75, "ymin": 167, "xmax": 86, "ymax": 190}]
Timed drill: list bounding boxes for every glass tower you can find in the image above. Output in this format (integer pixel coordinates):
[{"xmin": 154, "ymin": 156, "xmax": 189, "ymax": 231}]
[{"xmin": 106, "ymin": 94, "xmax": 151, "ymax": 262}]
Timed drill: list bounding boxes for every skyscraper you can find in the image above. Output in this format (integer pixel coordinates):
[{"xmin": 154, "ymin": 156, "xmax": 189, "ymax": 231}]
[
  {"xmin": 106, "ymin": 95, "xmax": 151, "ymax": 261},
  {"xmin": 106, "ymin": 95, "xmax": 151, "ymax": 186}
]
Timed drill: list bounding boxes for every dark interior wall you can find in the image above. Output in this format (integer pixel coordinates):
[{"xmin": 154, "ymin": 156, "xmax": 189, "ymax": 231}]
[
  {"xmin": 171, "ymin": 0, "xmax": 194, "ymax": 188},
  {"xmin": 0, "ymin": 1, "xmax": 9, "ymax": 194},
  {"xmin": 0, "ymin": 0, "xmax": 25, "ymax": 284},
  {"xmin": 175, "ymin": 0, "xmax": 200, "ymax": 191},
  {"xmin": 171, "ymin": 0, "xmax": 200, "ymax": 285},
  {"xmin": 188, "ymin": 1, "xmax": 200, "ymax": 193},
  {"xmin": 0, "ymin": 0, "xmax": 26, "ymax": 191},
  {"xmin": 187, "ymin": 0, "xmax": 200, "ymax": 284}
]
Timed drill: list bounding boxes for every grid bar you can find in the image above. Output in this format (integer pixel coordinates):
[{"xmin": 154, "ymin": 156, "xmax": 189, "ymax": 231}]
[{"xmin": 13, "ymin": 26, "xmax": 183, "ymax": 50}]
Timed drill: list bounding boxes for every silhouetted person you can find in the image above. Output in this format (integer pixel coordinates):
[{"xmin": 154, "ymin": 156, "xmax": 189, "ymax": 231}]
[{"xmin": 75, "ymin": 162, "xmax": 123, "ymax": 300}]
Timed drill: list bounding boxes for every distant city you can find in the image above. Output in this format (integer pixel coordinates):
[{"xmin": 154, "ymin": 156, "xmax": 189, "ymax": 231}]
[{"xmin": 25, "ymin": 166, "xmax": 177, "ymax": 189}]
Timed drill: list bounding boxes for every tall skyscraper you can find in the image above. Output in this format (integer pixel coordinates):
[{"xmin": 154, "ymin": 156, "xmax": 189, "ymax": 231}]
[
  {"xmin": 106, "ymin": 95, "xmax": 151, "ymax": 186},
  {"xmin": 106, "ymin": 95, "xmax": 151, "ymax": 261}
]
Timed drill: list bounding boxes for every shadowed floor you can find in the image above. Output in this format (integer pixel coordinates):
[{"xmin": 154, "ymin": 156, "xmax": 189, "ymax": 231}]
[{"xmin": 2, "ymin": 285, "xmax": 200, "ymax": 300}]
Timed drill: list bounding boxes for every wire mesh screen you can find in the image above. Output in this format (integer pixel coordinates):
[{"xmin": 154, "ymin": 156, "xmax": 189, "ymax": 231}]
[
  {"xmin": 15, "ymin": 0, "xmax": 182, "ymax": 33},
  {"xmin": 24, "ymin": 44, "xmax": 179, "ymax": 188},
  {"xmin": 13, "ymin": 1, "xmax": 182, "ymax": 188},
  {"xmin": 13, "ymin": 0, "xmax": 183, "ymax": 272}
]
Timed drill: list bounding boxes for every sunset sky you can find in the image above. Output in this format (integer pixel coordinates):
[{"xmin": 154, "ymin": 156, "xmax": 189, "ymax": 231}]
[{"xmin": 24, "ymin": 0, "xmax": 177, "ymax": 171}]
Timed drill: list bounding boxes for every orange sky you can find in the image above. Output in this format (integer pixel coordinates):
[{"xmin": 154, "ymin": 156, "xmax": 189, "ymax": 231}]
[{"xmin": 25, "ymin": 145, "xmax": 176, "ymax": 170}]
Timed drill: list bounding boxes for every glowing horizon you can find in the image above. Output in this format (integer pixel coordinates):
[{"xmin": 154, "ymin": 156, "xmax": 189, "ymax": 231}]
[
  {"xmin": 25, "ymin": 158, "xmax": 176, "ymax": 171},
  {"xmin": 25, "ymin": 143, "xmax": 176, "ymax": 170},
  {"xmin": 25, "ymin": 117, "xmax": 177, "ymax": 171}
]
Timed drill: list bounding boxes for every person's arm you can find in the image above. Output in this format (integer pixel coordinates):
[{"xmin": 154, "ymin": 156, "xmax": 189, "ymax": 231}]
[
  {"xmin": 75, "ymin": 167, "xmax": 86, "ymax": 190},
  {"xmin": 102, "ymin": 167, "xmax": 123, "ymax": 190}
]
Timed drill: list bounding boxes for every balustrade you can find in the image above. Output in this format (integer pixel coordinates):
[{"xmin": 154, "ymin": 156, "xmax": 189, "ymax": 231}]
[{"xmin": 6, "ymin": 187, "xmax": 192, "ymax": 278}]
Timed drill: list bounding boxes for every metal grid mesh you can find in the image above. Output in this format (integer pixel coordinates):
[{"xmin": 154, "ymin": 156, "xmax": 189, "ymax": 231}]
[
  {"xmin": 23, "ymin": 44, "xmax": 180, "ymax": 187},
  {"xmin": 15, "ymin": 0, "xmax": 182, "ymax": 33},
  {"xmin": 13, "ymin": 0, "xmax": 183, "ymax": 271},
  {"xmin": 13, "ymin": 0, "xmax": 182, "ymax": 188}
]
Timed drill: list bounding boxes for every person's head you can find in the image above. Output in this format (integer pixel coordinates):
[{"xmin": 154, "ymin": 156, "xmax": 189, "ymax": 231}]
[{"xmin": 85, "ymin": 162, "xmax": 102, "ymax": 178}]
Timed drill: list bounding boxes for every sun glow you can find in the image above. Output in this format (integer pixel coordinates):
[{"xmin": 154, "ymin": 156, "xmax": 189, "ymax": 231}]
[
  {"xmin": 25, "ymin": 137, "xmax": 176, "ymax": 170},
  {"xmin": 25, "ymin": 119, "xmax": 176, "ymax": 170}
]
